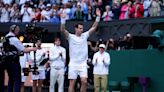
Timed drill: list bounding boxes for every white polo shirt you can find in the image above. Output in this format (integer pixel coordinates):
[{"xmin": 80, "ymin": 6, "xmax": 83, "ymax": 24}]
[
  {"xmin": 92, "ymin": 51, "xmax": 111, "ymax": 75},
  {"xmin": 68, "ymin": 31, "xmax": 89, "ymax": 67}
]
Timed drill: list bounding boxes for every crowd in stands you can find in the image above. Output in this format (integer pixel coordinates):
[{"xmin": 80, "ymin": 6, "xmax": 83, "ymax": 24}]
[
  {"xmin": 88, "ymin": 33, "xmax": 133, "ymax": 53},
  {"xmin": 0, "ymin": 0, "xmax": 163, "ymax": 23}
]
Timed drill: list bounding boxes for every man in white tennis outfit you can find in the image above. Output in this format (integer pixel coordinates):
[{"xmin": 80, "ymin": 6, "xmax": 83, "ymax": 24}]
[{"xmin": 60, "ymin": 8, "xmax": 101, "ymax": 92}]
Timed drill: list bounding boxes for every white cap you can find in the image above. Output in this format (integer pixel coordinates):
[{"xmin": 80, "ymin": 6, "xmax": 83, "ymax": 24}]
[
  {"xmin": 99, "ymin": 44, "xmax": 106, "ymax": 49},
  {"xmin": 47, "ymin": 4, "xmax": 51, "ymax": 7}
]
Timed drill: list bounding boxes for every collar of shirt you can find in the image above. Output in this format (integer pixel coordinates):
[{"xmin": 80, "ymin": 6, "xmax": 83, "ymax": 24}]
[{"xmin": 6, "ymin": 32, "xmax": 15, "ymax": 37}]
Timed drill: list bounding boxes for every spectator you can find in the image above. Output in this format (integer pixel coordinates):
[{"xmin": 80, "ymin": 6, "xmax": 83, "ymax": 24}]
[
  {"xmin": 106, "ymin": 38, "xmax": 116, "ymax": 50},
  {"xmin": 20, "ymin": 2, "xmax": 33, "ymax": 22},
  {"xmin": 60, "ymin": 3, "xmax": 71, "ymax": 20},
  {"xmin": 74, "ymin": 4, "xmax": 84, "ymax": 21},
  {"xmin": 10, "ymin": 3, "xmax": 21, "ymax": 22},
  {"xmin": 32, "ymin": 7, "xmax": 42, "ymax": 22},
  {"xmin": 92, "ymin": 44, "xmax": 111, "ymax": 92},
  {"xmin": 143, "ymin": 0, "xmax": 152, "ymax": 17},
  {"xmin": 119, "ymin": 0, "xmax": 132, "ymax": 20},
  {"xmin": 149, "ymin": 0, "xmax": 161, "ymax": 16},
  {"xmin": 86, "ymin": 5, "xmax": 94, "ymax": 21},
  {"xmin": 112, "ymin": 1, "xmax": 121, "ymax": 19},
  {"xmin": 38, "ymin": 0, "xmax": 46, "ymax": 9},
  {"xmin": 0, "ymin": 4, "xmax": 10, "ymax": 22},
  {"xmin": 69, "ymin": 2, "xmax": 76, "ymax": 20},
  {"xmin": 49, "ymin": 4, "xmax": 60, "ymax": 23},
  {"xmin": 2, "ymin": 0, "xmax": 13, "ymax": 5},
  {"xmin": 62, "ymin": 0, "xmax": 69, "ymax": 4},
  {"xmin": 133, "ymin": 0, "xmax": 144, "ymax": 18},
  {"xmin": 41, "ymin": 4, "xmax": 53, "ymax": 22},
  {"xmin": 102, "ymin": 5, "xmax": 113, "ymax": 21},
  {"xmin": 124, "ymin": 33, "xmax": 132, "ymax": 49},
  {"xmin": 127, "ymin": 1, "xmax": 135, "ymax": 19},
  {"xmin": 19, "ymin": 0, "xmax": 27, "ymax": 5},
  {"xmin": 80, "ymin": 0, "xmax": 88, "ymax": 22},
  {"xmin": 118, "ymin": 33, "xmax": 133, "ymax": 50},
  {"xmin": 88, "ymin": 41, "xmax": 99, "ymax": 52}
]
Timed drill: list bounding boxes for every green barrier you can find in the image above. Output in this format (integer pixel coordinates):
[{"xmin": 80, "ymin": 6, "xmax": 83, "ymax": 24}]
[{"xmin": 108, "ymin": 49, "xmax": 164, "ymax": 92}]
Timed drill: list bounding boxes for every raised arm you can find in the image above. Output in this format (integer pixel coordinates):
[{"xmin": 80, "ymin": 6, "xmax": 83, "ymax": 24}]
[
  {"xmin": 60, "ymin": 12, "xmax": 69, "ymax": 38},
  {"xmin": 88, "ymin": 8, "xmax": 101, "ymax": 35}
]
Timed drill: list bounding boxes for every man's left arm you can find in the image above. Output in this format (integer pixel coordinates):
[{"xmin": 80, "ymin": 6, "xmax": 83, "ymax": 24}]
[{"xmin": 88, "ymin": 8, "xmax": 101, "ymax": 35}]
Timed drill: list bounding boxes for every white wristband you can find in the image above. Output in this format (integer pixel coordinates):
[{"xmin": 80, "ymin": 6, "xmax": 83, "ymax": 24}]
[
  {"xmin": 61, "ymin": 18, "xmax": 66, "ymax": 24},
  {"xmin": 96, "ymin": 16, "xmax": 100, "ymax": 22}
]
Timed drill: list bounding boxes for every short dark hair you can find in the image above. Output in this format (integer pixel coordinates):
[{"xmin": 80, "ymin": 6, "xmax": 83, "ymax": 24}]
[
  {"xmin": 75, "ymin": 23, "xmax": 83, "ymax": 28},
  {"xmin": 54, "ymin": 37, "xmax": 60, "ymax": 41},
  {"xmin": 10, "ymin": 25, "xmax": 18, "ymax": 32}
]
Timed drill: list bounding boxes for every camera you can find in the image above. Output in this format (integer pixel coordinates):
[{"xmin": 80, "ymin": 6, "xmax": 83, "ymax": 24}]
[
  {"xmin": 22, "ymin": 24, "xmax": 48, "ymax": 75},
  {"xmin": 25, "ymin": 23, "xmax": 48, "ymax": 43}
]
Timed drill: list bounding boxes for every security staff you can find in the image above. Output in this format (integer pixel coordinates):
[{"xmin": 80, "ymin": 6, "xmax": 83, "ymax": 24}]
[{"xmin": 4, "ymin": 24, "xmax": 37, "ymax": 92}]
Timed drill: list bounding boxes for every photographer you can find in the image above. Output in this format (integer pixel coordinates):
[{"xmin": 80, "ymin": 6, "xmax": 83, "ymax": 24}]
[
  {"xmin": 106, "ymin": 38, "xmax": 116, "ymax": 51},
  {"xmin": 30, "ymin": 39, "xmax": 47, "ymax": 92},
  {"xmin": 3, "ymin": 24, "xmax": 37, "ymax": 92}
]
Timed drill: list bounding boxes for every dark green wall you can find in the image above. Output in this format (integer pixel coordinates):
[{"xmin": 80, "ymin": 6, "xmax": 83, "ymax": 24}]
[{"xmin": 108, "ymin": 49, "xmax": 164, "ymax": 92}]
